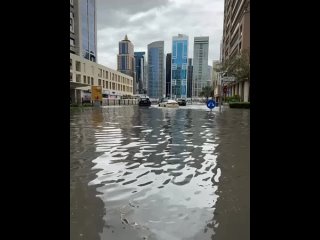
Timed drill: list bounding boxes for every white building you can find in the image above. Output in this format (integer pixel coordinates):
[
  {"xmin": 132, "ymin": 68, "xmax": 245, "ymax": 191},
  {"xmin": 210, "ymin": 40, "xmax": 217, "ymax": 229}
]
[
  {"xmin": 192, "ymin": 36, "xmax": 209, "ymax": 97},
  {"xmin": 70, "ymin": 53, "xmax": 133, "ymax": 104}
]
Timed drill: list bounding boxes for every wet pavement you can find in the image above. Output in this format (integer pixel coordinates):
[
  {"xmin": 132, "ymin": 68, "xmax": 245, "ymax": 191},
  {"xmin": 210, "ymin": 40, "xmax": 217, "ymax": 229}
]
[{"xmin": 70, "ymin": 104, "xmax": 250, "ymax": 240}]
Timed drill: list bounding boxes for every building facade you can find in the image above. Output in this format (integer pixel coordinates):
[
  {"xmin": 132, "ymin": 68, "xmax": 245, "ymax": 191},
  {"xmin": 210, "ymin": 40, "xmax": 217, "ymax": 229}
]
[
  {"xmin": 192, "ymin": 36, "xmax": 209, "ymax": 97},
  {"xmin": 222, "ymin": 0, "xmax": 250, "ymax": 102},
  {"xmin": 147, "ymin": 41, "xmax": 165, "ymax": 99},
  {"xmin": 70, "ymin": 53, "xmax": 133, "ymax": 104},
  {"xmin": 117, "ymin": 35, "xmax": 136, "ymax": 93},
  {"xmin": 187, "ymin": 58, "xmax": 193, "ymax": 98},
  {"xmin": 134, "ymin": 52, "xmax": 146, "ymax": 94},
  {"xmin": 165, "ymin": 53, "xmax": 172, "ymax": 98},
  {"xmin": 171, "ymin": 34, "xmax": 188, "ymax": 99},
  {"xmin": 70, "ymin": 0, "xmax": 97, "ymax": 62}
]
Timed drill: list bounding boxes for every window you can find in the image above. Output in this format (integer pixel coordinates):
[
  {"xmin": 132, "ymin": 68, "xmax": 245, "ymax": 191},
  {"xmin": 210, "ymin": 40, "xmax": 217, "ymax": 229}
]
[
  {"xmin": 98, "ymin": 79, "xmax": 101, "ymax": 86},
  {"xmin": 106, "ymin": 81, "xmax": 109, "ymax": 89},
  {"xmin": 98, "ymin": 69, "xmax": 102, "ymax": 77},
  {"xmin": 76, "ymin": 74, "xmax": 81, "ymax": 83},
  {"xmin": 70, "ymin": 59, "xmax": 72, "ymax": 69},
  {"xmin": 91, "ymin": 77, "xmax": 94, "ymax": 85},
  {"xmin": 70, "ymin": 38, "xmax": 75, "ymax": 46},
  {"xmin": 70, "ymin": 73, "xmax": 73, "ymax": 81},
  {"xmin": 83, "ymin": 63, "xmax": 85, "ymax": 73},
  {"xmin": 103, "ymin": 80, "xmax": 105, "ymax": 88},
  {"xmin": 76, "ymin": 61, "xmax": 81, "ymax": 71},
  {"xmin": 112, "ymin": 73, "xmax": 114, "ymax": 80},
  {"xmin": 83, "ymin": 75, "xmax": 86, "ymax": 83},
  {"xmin": 106, "ymin": 71, "xmax": 108, "ymax": 79},
  {"xmin": 70, "ymin": 12, "xmax": 74, "ymax": 33}
]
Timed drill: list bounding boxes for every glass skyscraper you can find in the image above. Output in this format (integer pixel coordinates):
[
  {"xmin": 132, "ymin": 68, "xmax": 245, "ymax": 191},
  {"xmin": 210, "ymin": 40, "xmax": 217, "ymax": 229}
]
[
  {"xmin": 171, "ymin": 34, "xmax": 188, "ymax": 99},
  {"xmin": 166, "ymin": 53, "xmax": 172, "ymax": 98},
  {"xmin": 134, "ymin": 52, "xmax": 146, "ymax": 94},
  {"xmin": 147, "ymin": 41, "xmax": 164, "ymax": 99},
  {"xmin": 70, "ymin": 0, "xmax": 97, "ymax": 62},
  {"xmin": 80, "ymin": 0, "xmax": 97, "ymax": 62}
]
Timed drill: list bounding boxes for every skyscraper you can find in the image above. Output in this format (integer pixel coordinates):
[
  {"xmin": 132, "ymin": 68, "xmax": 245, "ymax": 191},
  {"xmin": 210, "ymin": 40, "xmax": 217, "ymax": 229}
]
[
  {"xmin": 192, "ymin": 36, "xmax": 209, "ymax": 97},
  {"xmin": 134, "ymin": 52, "xmax": 146, "ymax": 94},
  {"xmin": 147, "ymin": 41, "xmax": 164, "ymax": 99},
  {"xmin": 165, "ymin": 53, "xmax": 172, "ymax": 98},
  {"xmin": 70, "ymin": 0, "xmax": 97, "ymax": 62},
  {"xmin": 187, "ymin": 58, "xmax": 193, "ymax": 98},
  {"xmin": 171, "ymin": 34, "xmax": 188, "ymax": 99},
  {"xmin": 117, "ymin": 35, "xmax": 136, "ymax": 93}
]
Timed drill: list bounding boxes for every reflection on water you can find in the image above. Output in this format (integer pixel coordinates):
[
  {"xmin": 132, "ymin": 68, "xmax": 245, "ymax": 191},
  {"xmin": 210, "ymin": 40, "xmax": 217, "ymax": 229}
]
[
  {"xmin": 86, "ymin": 106, "xmax": 220, "ymax": 240},
  {"xmin": 70, "ymin": 105, "xmax": 250, "ymax": 240}
]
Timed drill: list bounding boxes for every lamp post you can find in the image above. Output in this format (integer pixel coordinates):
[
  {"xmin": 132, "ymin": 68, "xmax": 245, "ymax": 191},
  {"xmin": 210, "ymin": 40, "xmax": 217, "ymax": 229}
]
[{"xmin": 219, "ymin": 72, "xmax": 226, "ymax": 113}]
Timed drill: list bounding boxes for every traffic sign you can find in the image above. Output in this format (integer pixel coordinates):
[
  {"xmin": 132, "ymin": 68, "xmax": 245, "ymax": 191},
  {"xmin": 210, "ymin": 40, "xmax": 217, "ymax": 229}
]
[{"xmin": 207, "ymin": 99, "xmax": 216, "ymax": 109}]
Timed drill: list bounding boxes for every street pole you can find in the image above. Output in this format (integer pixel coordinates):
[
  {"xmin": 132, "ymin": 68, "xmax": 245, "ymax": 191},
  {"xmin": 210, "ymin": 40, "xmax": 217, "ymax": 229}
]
[{"xmin": 219, "ymin": 73, "xmax": 223, "ymax": 113}]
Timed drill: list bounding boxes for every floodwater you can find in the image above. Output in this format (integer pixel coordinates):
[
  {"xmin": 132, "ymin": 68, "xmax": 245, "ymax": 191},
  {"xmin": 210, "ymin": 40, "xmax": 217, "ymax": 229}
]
[{"xmin": 70, "ymin": 104, "xmax": 250, "ymax": 240}]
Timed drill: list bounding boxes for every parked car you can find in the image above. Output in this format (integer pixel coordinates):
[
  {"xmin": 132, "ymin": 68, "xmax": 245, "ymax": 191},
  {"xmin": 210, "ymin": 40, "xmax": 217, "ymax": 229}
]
[
  {"xmin": 138, "ymin": 97, "xmax": 151, "ymax": 106},
  {"xmin": 177, "ymin": 98, "xmax": 187, "ymax": 106},
  {"xmin": 159, "ymin": 98, "xmax": 179, "ymax": 108}
]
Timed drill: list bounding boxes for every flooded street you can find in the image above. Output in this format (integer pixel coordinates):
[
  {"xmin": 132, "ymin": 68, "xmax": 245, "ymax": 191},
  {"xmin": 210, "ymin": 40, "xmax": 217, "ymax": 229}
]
[{"xmin": 70, "ymin": 105, "xmax": 250, "ymax": 240}]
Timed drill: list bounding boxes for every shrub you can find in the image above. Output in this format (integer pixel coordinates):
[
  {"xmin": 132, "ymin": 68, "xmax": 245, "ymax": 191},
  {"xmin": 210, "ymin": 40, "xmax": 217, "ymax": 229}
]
[{"xmin": 229, "ymin": 102, "xmax": 250, "ymax": 108}]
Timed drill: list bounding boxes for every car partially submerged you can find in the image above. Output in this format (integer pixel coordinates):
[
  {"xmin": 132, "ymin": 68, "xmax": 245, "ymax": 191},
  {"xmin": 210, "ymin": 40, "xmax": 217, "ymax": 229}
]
[
  {"xmin": 138, "ymin": 97, "xmax": 151, "ymax": 106},
  {"xmin": 158, "ymin": 98, "xmax": 179, "ymax": 108},
  {"xmin": 177, "ymin": 98, "xmax": 187, "ymax": 106}
]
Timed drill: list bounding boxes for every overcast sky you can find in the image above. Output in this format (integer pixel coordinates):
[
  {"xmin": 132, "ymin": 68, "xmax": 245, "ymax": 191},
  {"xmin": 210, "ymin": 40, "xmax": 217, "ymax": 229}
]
[{"xmin": 96, "ymin": 0, "xmax": 224, "ymax": 69}]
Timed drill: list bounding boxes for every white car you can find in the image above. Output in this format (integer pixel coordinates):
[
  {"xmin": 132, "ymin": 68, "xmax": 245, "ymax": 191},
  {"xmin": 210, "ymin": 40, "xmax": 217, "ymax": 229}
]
[{"xmin": 158, "ymin": 99, "xmax": 179, "ymax": 108}]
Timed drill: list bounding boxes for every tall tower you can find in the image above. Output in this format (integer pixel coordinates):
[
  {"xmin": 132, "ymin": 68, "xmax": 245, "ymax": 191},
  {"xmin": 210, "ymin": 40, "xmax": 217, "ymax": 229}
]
[
  {"xmin": 187, "ymin": 58, "xmax": 193, "ymax": 98},
  {"xmin": 147, "ymin": 41, "xmax": 165, "ymax": 99},
  {"xmin": 192, "ymin": 36, "xmax": 209, "ymax": 97},
  {"xmin": 117, "ymin": 35, "xmax": 136, "ymax": 93},
  {"xmin": 166, "ymin": 53, "xmax": 172, "ymax": 98},
  {"xmin": 171, "ymin": 34, "xmax": 188, "ymax": 99},
  {"xmin": 134, "ymin": 52, "xmax": 146, "ymax": 94}
]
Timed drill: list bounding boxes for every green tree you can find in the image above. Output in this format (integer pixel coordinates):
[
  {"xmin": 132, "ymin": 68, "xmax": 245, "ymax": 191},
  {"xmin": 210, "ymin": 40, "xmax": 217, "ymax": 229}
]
[
  {"xmin": 199, "ymin": 85, "xmax": 214, "ymax": 101},
  {"xmin": 214, "ymin": 49, "xmax": 250, "ymax": 82}
]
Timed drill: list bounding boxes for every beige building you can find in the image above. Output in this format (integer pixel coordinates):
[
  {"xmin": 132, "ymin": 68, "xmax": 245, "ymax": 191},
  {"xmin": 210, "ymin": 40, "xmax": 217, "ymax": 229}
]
[
  {"xmin": 70, "ymin": 53, "xmax": 133, "ymax": 104},
  {"xmin": 222, "ymin": 0, "xmax": 250, "ymax": 102}
]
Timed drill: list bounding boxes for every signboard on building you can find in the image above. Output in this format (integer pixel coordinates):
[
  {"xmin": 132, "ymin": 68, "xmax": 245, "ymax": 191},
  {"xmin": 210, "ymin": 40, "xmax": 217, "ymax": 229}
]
[
  {"xmin": 221, "ymin": 77, "xmax": 235, "ymax": 82},
  {"xmin": 91, "ymin": 86, "xmax": 102, "ymax": 101}
]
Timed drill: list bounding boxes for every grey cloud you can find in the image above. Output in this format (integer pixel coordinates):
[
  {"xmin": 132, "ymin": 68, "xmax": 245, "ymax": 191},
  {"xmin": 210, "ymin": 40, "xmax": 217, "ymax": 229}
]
[
  {"xmin": 97, "ymin": 0, "xmax": 224, "ymax": 69},
  {"xmin": 96, "ymin": 0, "xmax": 170, "ymax": 29}
]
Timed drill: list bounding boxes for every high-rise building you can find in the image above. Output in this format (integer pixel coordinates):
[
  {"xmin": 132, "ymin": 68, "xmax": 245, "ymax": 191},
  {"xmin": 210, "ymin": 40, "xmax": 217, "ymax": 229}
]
[
  {"xmin": 171, "ymin": 34, "xmax": 188, "ymax": 99},
  {"xmin": 187, "ymin": 58, "xmax": 193, "ymax": 98},
  {"xmin": 117, "ymin": 35, "xmax": 136, "ymax": 93},
  {"xmin": 222, "ymin": 0, "xmax": 250, "ymax": 101},
  {"xmin": 165, "ymin": 53, "xmax": 172, "ymax": 98},
  {"xmin": 134, "ymin": 52, "xmax": 146, "ymax": 94},
  {"xmin": 192, "ymin": 36, "xmax": 209, "ymax": 97},
  {"xmin": 143, "ymin": 64, "xmax": 148, "ymax": 94},
  {"xmin": 147, "ymin": 41, "xmax": 165, "ymax": 99},
  {"xmin": 70, "ymin": 0, "xmax": 97, "ymax": 62}
]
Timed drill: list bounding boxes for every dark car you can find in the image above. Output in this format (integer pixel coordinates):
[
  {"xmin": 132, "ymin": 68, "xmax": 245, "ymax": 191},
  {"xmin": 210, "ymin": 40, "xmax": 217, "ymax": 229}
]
[
  {"xmin": 177, "ymin": 98, "xmax": 187, "ymax": 106},
  {"xmin": 138, "ymin": 97, "xmax": 151, "ymax": 106}
]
